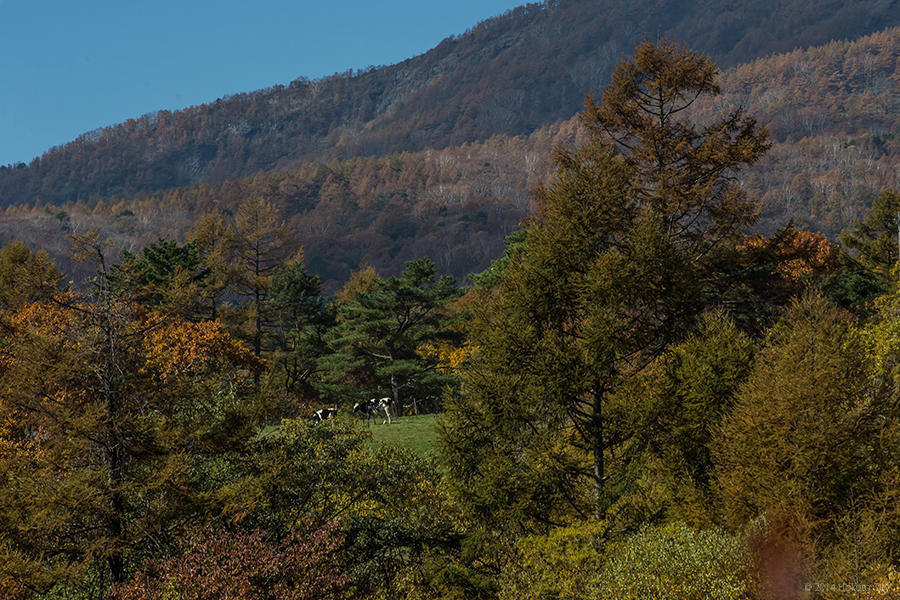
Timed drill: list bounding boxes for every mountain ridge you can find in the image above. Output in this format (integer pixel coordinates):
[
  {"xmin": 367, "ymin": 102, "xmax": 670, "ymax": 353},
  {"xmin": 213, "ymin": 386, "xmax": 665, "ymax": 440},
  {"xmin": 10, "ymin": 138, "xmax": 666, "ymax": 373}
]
[
  {"xmin": 3, "ymin": 27, "xmax": 897, "ymax": 289},
  {"xmin": 1, "ymin": 0, "xmax": 897, "ymax": 207}
]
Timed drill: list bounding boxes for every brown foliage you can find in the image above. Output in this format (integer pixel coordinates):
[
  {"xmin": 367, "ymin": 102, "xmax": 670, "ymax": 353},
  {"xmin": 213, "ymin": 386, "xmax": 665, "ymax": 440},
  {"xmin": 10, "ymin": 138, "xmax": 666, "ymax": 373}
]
[{"xmin": 111, "ymin": 523, "xmax": 348, "ymax": 600}]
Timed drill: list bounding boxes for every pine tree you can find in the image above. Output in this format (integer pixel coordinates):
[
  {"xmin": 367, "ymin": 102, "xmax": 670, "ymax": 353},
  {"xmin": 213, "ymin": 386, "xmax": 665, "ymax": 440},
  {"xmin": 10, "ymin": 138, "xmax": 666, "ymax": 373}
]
[
  {"xmin": 108, "ymin": 237, "xmax": 205, "ymax": 314},
  {"xmin": 841, "ymin": 188, "xmax": 900, "ymax": 280},
  {"xmin": 320, "ymin": 258, "xmax": 460, "ymax": 414},
  {"xmin": 268, "ymin": 259, "xmax": 333, "ymax": 400}
]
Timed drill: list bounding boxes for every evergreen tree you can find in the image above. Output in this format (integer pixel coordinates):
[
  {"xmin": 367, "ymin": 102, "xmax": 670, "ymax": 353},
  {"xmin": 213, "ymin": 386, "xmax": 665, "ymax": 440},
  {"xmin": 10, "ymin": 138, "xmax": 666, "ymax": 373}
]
[
  {"xmin": 320, "ymin": 258, "xmax": 460, "ymax": 414},
  {"xmin": 841, "ymin": 188, "xmax": 900, "ymax": 280},
  {"xmin": 268, "ymin": 259, "xmax": 333, "ymax": 401},
  {"xmin": 108, "ymin": 238, "xmax": 204, "ymax": 314}
]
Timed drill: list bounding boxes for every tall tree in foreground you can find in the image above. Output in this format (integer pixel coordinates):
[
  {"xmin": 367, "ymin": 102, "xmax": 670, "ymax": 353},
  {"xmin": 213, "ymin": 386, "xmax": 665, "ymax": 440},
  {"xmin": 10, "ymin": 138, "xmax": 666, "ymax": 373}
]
[
  {"xmin": 441, "ymin": 41, "xmax": 769, "ymax": 531},
  {"xmin": 231, "ymin": 196, "xmax": 299, "ymax": 358},
  {"xmin": 0, "ymin": 234, "xmax": 262, "ymax": 597}
]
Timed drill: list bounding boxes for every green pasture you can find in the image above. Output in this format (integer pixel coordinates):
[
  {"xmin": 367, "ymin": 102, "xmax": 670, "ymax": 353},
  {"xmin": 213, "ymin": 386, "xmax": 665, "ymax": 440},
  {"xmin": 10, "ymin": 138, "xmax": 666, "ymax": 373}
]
[
  {"xmin": 365, "ymin": 413, "xmax": 440, "ymax": 457},
  {"xmin": 256, "ymin": 412, "xmax": 441, "ymax": 457}
]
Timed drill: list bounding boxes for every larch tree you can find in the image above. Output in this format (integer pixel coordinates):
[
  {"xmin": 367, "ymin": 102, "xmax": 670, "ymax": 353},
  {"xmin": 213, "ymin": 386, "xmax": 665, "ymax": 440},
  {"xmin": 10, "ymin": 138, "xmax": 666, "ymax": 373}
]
[
  {"xmin": 714, "ymin": 294, "xmax": 895, "ymax": 570},
  {"xmin": 440, "ymin": 41, "xmax": 769, "ymax": 529},
  {"xmin": 0, "ymin": 241, "xmax": 62, "ymax": 310},
  {"xmin": 231, "ymin": 196, "xmax": 300, "ymax": 358},
  {"xmin": 0, "ymin": 233, "xmax": 262, "ymax": 597}
]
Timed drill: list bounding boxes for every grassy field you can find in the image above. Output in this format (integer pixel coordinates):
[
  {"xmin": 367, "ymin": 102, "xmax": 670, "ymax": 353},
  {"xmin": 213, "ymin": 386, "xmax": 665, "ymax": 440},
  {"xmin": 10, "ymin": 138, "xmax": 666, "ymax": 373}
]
[
  {"xmin": 256, "ymin": 413, "xmax": 441, "ymax": 458},
  {"xmin": 366, "ymin": 413, "xmax": 440, "ymax": 457}
]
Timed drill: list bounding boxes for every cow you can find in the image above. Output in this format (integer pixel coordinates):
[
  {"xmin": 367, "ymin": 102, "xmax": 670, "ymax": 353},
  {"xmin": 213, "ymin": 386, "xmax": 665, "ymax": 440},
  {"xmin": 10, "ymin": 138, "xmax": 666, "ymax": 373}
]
[
  {"xmin": 352, "ymin": 397, "xmax": 393, "ymax": 425},
  {"xmin": 309, "ymin": 407, "xmax": 338, "ymax": 422}
]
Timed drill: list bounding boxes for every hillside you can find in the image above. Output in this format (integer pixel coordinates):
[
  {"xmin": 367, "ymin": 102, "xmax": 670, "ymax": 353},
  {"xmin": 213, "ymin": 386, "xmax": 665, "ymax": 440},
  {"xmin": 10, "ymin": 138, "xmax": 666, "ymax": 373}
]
[
  {"xmin": 4, "ymin": 28, "xmax": 897, "ymax": 288},
  {"xmin": 1, "ymin": 0, "xmax": 897, "ymax": 208}
]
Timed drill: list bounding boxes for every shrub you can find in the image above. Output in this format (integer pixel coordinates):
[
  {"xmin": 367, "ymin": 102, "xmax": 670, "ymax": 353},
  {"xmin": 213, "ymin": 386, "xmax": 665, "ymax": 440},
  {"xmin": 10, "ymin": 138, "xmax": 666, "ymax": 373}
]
[{"xmin": 596, "ymin": 523, "xmax": 749, "ymax": 600}]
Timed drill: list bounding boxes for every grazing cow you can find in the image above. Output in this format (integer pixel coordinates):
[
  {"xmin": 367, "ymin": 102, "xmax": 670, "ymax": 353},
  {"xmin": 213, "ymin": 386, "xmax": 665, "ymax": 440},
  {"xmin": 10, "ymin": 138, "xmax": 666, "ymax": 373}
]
[
  {"xmin": 353, "ymin": 397, "xmax": 393, "ymax": 425},
  {"xmin": 310, "ymin": 407, "xmax": 338, "ymax": 422}
]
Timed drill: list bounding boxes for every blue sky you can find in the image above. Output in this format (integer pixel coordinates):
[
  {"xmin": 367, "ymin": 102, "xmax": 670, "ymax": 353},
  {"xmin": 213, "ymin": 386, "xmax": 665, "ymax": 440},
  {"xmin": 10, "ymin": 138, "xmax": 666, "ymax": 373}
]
[{"xmin": 0, "ymin": 0, "xmax": 524, "ymax": 166}]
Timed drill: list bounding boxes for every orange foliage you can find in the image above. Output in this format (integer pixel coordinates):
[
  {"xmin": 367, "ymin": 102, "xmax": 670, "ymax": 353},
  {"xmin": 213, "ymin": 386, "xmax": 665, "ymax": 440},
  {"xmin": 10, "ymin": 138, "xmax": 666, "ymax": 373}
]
[
  {"xmin": 6, "ymin": 294, "xmax": 79, "ymax": 337},
  {"xmin": 143, "ymin": 316, "xmax": 264, "ymax": 382},
  {"xmin": 740, "ymin": 225, "xmax": 840, "ymax": 283}
]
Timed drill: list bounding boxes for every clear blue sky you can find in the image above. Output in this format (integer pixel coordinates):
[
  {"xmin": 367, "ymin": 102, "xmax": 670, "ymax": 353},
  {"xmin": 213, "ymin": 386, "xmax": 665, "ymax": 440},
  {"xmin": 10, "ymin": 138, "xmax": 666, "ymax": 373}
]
[{"xmin": 0, "ymin": 0, "xmax": 524, "ymax": 166}]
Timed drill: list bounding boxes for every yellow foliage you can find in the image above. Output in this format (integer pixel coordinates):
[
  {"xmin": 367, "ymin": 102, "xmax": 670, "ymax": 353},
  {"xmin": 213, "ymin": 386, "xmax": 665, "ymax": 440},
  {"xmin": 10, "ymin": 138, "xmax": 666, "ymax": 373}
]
[
  {"xmin": 500, "ymin": 521, "xmax": 606, "ymax": 600},
  {"xmin": 417, "ymin": 341, "xmax": 473, "ymax": 373}
]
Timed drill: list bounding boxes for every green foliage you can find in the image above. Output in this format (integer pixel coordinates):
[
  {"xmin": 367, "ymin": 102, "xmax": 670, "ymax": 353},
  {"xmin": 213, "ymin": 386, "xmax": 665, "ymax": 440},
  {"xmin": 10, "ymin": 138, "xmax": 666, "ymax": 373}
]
[
  {"xmin": 820, "ymin": 267, "xmax": 886, "ymax": 312},
  {"xmin": 714, "ymin": 295, "xmax": 891, "ymax": 548},
  {"xmin": 320, "ymin": 258, "xmax": 461, "ymax": 413},
  {"xmin": 441, "ymin": 41, "xmax": 768, "ymax": 542},
  {"xmin": 108, "ymin": 238, "xmax": 203, "ymax": 312},
  {"xmin": 470, "ymin": 229, "xmax": 527, "ymax": 289},
  {"xmin": 499, "ymin": 521, "xmax": 605, "ymax": 600},
  {"xmin": 267, "ymin": 259, "xmax": 333, "ymax": 401},
  {"xmin": 596, "ymin": 523, "xmax": 749, "ymax": 600},
  {"xmin": 0, "ymin": 240, "xmax": 62, "ymax": 310},
  {"xmin": 0, "ymin": 238, "xmax": 262, "ymax": 596},
  {"xmin": 605, "ymin": 312, "xmax": 756, "ymax": 529},
  {"xmin": 223, "ymin": 417, "xmax": 463, "ymax": 600},
  {"xmin": 841, "ymin": 189, "xmax": 900, "ymax": 279}
]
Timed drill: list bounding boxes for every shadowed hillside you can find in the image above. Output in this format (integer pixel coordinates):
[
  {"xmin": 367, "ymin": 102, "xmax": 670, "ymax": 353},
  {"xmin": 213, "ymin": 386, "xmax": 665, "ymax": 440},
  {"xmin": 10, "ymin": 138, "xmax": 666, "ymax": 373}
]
[
  {"xmin": 4, "ymin": 28, "xmax": 897, "ymax": 288},
  {"xmin": 1, "ymin": 0, "xmax": 897, "ymax": 208}
]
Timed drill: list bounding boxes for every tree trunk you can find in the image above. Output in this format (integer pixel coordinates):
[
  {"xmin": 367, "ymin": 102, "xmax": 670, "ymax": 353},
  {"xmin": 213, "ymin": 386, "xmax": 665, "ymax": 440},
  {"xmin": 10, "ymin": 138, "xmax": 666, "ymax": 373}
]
[
  {"xmin": 390, "ymin": 374, "xmax": 400, "ymax": 420},
  {"xmin": 592, "ymin": 388, "xmax": 605, "ymax": 521},
  {"xmin": 102, "ymin": 299, "xmax": 126, "ymax": 584}
]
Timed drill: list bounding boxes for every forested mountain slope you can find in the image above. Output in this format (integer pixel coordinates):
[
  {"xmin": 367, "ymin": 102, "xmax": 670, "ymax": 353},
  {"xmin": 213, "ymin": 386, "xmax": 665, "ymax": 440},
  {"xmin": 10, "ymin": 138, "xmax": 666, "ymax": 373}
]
[
  {"xmin": 1, "ymin": 0, "xmax": 897, "ymax": 207},
  {"xmin": 5, "ymin": 28, "xmax": 897, "ymax": 288}
]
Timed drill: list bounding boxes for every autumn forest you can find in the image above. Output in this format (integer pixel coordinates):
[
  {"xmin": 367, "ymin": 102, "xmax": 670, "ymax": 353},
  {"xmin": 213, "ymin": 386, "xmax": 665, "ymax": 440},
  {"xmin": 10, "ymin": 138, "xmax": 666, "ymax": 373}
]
[{"xmin": 1, "ymin": 1, "xmax": 899, "ymax": 599}]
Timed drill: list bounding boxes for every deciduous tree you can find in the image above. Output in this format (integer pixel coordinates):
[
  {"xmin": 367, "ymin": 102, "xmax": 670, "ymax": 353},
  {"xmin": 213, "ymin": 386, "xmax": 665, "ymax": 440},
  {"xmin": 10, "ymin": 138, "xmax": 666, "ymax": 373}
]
[
  {"xmin": 441, "ymin": 41, "xmax": 769, "ymax": 532},
  {"xmin": 0, "ymin": 234, "xmax": 261, "ymax": 596}
]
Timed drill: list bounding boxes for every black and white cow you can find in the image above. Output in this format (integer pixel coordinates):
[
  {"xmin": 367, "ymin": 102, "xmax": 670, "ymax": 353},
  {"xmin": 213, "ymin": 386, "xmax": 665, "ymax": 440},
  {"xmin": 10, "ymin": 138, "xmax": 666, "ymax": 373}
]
[
  {"xmin": 352, "ymin": 397, "xmax": 393, "ymax": 425},
  {"xmin": 309, "ymin": 407, "xmax": 338, "ymax": 422}
]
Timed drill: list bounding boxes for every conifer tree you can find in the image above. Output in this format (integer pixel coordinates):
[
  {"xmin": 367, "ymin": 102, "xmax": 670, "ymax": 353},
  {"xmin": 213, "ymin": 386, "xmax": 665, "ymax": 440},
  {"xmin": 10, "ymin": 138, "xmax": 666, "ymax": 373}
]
[
  {"xmin": 108, "ymin": 237, "xmax": 204, "ymax": 315},
  {"xmin": 714, "ymin": 295, "xmax": 890, "ymax": 550},
  {"xmin": 841, "ymin": 188, "xmax": 900, "ymax": 280},
  {"xmin": 0, "ymin": 233, "xmax": 262, "ymax": 596},
  {"xmin": 0, "ymin": 240, "xmax": 62, "ymax": 310},
  {"xmin": 231, "ymin": 196, "xmax": 299, "ymax": 357},
  {"xmin": 268, "ymin": 259, "xmax": 333, "ymax": 399},
  {"xmin": 320, "ymin": 258, "xmax": 460, "ymax": 414},
  {"xmin": 441, "ymin": 41, "xmax": 769, "ymax": 527}
]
